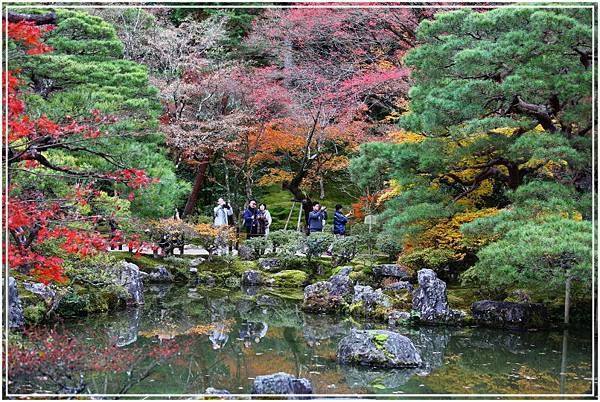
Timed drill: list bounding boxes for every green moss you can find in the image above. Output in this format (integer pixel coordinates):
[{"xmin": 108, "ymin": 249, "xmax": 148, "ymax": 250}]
[
  {"xmin": 372, "ymin": 333, "xmax": 395, "ymax": 360},
  {"xmin": 271, "ymin": 270, "xmax": 309, "ymax": 287},
  {"xmin": 387, "ymin": 289, "xmax": 412, "ymax": 310},
  {"xmin": 447, "ymin": 287, "xmax": 478, "ymax": 310},
  {"xmin": 55, "ymin": 283, "xmax": 128, "ymax": 317},
  {"xmin": 348, "ymin": 301, "xmax": 364, "ymax": 316},
  {"xmin": 232, "ymin": 259, "xmax": 259, "ymax": 273},
  {"xmin": 264, "ymin": 288, "xmax": 304, "ymax": 301},
  {"xmin": 23, "ymin": 303, "xmax": 47, "ymax": 324}
]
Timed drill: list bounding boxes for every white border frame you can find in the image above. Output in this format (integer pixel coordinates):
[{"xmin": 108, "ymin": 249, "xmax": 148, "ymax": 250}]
[{"xmin": 2, "ymin": 0, "xmax": 597, "ymax": 399}]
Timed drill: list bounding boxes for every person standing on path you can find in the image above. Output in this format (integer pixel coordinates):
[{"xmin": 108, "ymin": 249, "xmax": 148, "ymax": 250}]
[
  {"xmin": 307, "ymin": 202, "xmax": 327, "ymax": 234},
  {"xmin": 333, "ymin": 204, "xmax": 352, "ymax": 236},
  {"xmin": 259, "ymin": 203, "xmax": 273, "ymax": 237},
  {"xmin": 213, "ymin": 197, "xmax": 233, "ymax": 227},
  {"xmin": 243, "ymin": 199, "xmax": 259, "ymax": 238},
  {"xmin": 213, "ymin": 197, "xmax": 233, "ymax": 255}
]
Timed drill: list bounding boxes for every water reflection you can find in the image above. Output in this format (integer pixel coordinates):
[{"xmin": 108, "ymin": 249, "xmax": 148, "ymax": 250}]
[
  {"xmin": 107, "ymin": 306, "xmax": 142, "ymax": 347},
  {"xmin": 10, "ymin": 285, "xmax": 593, "ymax": 396}
]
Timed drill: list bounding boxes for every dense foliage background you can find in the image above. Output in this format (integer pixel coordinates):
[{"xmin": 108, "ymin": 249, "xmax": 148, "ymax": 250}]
[{"xmin": 5, "ymin": 4, "xmax": 594, "ymax": 306}]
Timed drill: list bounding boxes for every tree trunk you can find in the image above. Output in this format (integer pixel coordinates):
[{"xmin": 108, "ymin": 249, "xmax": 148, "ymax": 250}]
[
  {"xmin": 182, "ymin": 157, "xmax": 211, "ymax": 218},
  {"xmin": 564, "ymin": 273, "xmax": 572, "ymax": 325},
  {"xmin": 506, "ymin": 162, "xmax": 523, "ymax": 190},
  {"xmin": 319, "ymin": 175, "xmax": 325, "ymax": 199},
  {"xmin": 282, "ymin": 179, "xmax": 312, "ymax": 229}
]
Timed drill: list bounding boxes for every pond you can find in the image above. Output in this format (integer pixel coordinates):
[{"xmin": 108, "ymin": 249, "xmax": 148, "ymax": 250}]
[{"xmin": 9, "ymin": 284, "xmax": 594, "ymax": 397}]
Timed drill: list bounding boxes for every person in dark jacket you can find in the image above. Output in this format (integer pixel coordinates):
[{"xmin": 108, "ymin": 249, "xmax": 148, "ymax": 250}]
[
  {"xmin": 333, "ymin": 204, "xmax": 352, "ymax": 235},
  {"xmin": 243, "ymin": 199, "xmax": 258, "ymax": 238},
  {"xmin": 307, "ymin": 202, "xmax": 327, "ymax": 234}
]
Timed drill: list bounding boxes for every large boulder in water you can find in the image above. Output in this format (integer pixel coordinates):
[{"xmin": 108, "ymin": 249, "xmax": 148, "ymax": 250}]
[
  {"xmin": 337, "ymin": 329, "xmax": 422, "ymax": 368},
  {"xmin": 24, "ymin": 281, "xmax": 57, "ymax": 306},
  {"xmin": 328, "ymin": 273, "xmax": 353, "ymax": 297},
  {"xmin": 114, "ymin": 261, "xmax": 144, "ymax": 305},
  {"xmin": 471, "ymin": 300, "xmax": 549, "ymax": 329},
  {"xmin": 251, "ymin": 372, "xmax": 313, "ymax": 396},
  {"xmin": 303, "ymin": 281, "xmax": 345, "ymax": 313},
  {"xmin": 412, "ymin": 269, "xmax": 463, "ymax": 324},
  {"xmin": 8, "ymin": 277, "xmax": 24, "ymax": 329}
]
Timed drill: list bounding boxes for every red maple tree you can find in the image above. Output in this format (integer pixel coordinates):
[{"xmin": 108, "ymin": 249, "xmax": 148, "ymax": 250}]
[{"xmin": 5, "ymin": 18, "xmax": 155, "ymax": 284}]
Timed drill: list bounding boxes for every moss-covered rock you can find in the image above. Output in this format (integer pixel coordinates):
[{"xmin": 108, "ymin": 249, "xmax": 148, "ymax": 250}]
[
  {"xmin": 271, "ymin": 270, "xmax": 309, "ymax": 287},
  {"xmin": 55, "ymin": 284, "xmax": 128, "ymax": 317}
]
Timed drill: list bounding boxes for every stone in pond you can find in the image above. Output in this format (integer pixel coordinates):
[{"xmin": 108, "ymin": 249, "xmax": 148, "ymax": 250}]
[
  {"xmin": 352, "ymin": 285, "xmax": 391, "ymax": 313},
  {"xmin": 8, "ymin": 277, "xmax": 24, "ymax": 329},
  {"xmin": 336, "ymin": 266, "xmax": 353, "ymax": 276},
  {"xmin": 387, "ymin": 310, "xmax": 411, "ymax": 326},
  {"xmin": 341, "ymin": 365, "xmax": 420, "ymax": 389},
  {"xmin": 337, "ymin": 329, "xmax": 422, "ymax": 368},
  {"xmin": 189, "ymin": 257, "xmax": 205, "ymax": 268},
  {"xmin": 241, "ymin": 270, "xmax": 263, "ymax": 286},
  {"xmin": 24, "ymin": 281, "xmax": 58, "ymax": 310},
  {"xmin": 115, "ymin": 261, "xmax": 144, "ymax": 305},
  {"xmin": 251, "ymin": 372, "xmax": 313, "ymax": 396},
  {"xmin": 328, "ymin": 273, "xmax": 353, "ymax": 297},
  {"xmin": 238, "ymin": 244, "xmax": 255, "ymax": 261},
  {"xmin": 471, "ymin": 300, "xmax": 549, "ymax": 329},
  {"xmin": 412, "ymin": 269, "xmax": 463, "ymax": 324},
  {"xmin": 384, "ymin": 280, "xmax": 413, "ymax": 292}
]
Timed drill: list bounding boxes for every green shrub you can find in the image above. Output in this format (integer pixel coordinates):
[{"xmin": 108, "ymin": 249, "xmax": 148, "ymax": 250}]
[
  {"xmin": 376, "ymin": 233, "xmax": 403, "ymax": 260},
  {"xmin": 398, "ymin": 247, "xmax": 454, "ymax": 275},
  {"xmin": 269, "ymin": 230, "xmax": 305, "ymax": 251},
  {"xmin": 331, "ymin": 236, "xmax": 360, "ymax": 266},
  {"xmin": 244, "ymin": 236, "xmax": 273, "ymax": 257},
  {"xmin": 304, "ymin": 233, "xmax": 334, "ymax": 262}
]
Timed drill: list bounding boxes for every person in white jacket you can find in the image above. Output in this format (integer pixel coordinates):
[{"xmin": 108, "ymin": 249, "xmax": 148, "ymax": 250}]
[
  {"xmin": 259, "ymin": 203, "xmax": 273, "ymax": 236},
  {"xmin": 213, "ymin": 198, "xmax": 233, "ymax": 226},
  {"xmin": 213, "ymin": 198, "xmax": 233, "ymax": 255}
]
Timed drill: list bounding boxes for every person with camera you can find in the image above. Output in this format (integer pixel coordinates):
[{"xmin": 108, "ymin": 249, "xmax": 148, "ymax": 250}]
[
  {"xmin": 307, "ymin": 202, "xmax": 328, "ymax": 234},
  {"xmin": 213, "ymin": 197, "xmax": 233, "ymax": 227}
]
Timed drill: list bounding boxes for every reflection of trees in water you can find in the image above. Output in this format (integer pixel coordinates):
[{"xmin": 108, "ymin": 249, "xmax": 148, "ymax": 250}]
[
  {"xmin": 302, "ymin": 313, "xmax": 353, "ymax": 347},
  {"xmin": 20, "ymin": 286, "xmax": 592, "ymax": 395}
]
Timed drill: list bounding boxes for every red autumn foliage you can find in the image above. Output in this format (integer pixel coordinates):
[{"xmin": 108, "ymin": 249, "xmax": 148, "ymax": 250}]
[{"xmin": 5, "ymin": 20, "xmax": 155, "ymax": 284}]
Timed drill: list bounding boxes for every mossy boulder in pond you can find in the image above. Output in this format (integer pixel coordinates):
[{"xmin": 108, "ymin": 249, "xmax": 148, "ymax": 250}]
[
  {"xmin": 471, "ymin": 300, "xmax": 549, "ymax": 329},
  {"xmin": 337, "ymin": 329, "xmax": 422, "ymax": 368},
  {"xmin": 271, "ymin": 270, "xmax": 308, "ymax": 287},
  {"xmin": 251, "ymin": 372, "xmax": 313, "ymax": 396},
  {"xmin": 258, "ymin": 257, "xmax": 283, "ymax": 272},
  {"xmin": 242, "ymin": 270, "xmax": 265, "ymax": 286},
  {"xmin": 56, "ymin": 284, "xmax": 128, "ymax": 316}
]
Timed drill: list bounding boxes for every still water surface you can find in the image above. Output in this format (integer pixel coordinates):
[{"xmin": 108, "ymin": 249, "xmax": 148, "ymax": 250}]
[{"xmin": 17, "ymin": 284, "xmax": 595, "ymax": 396}]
